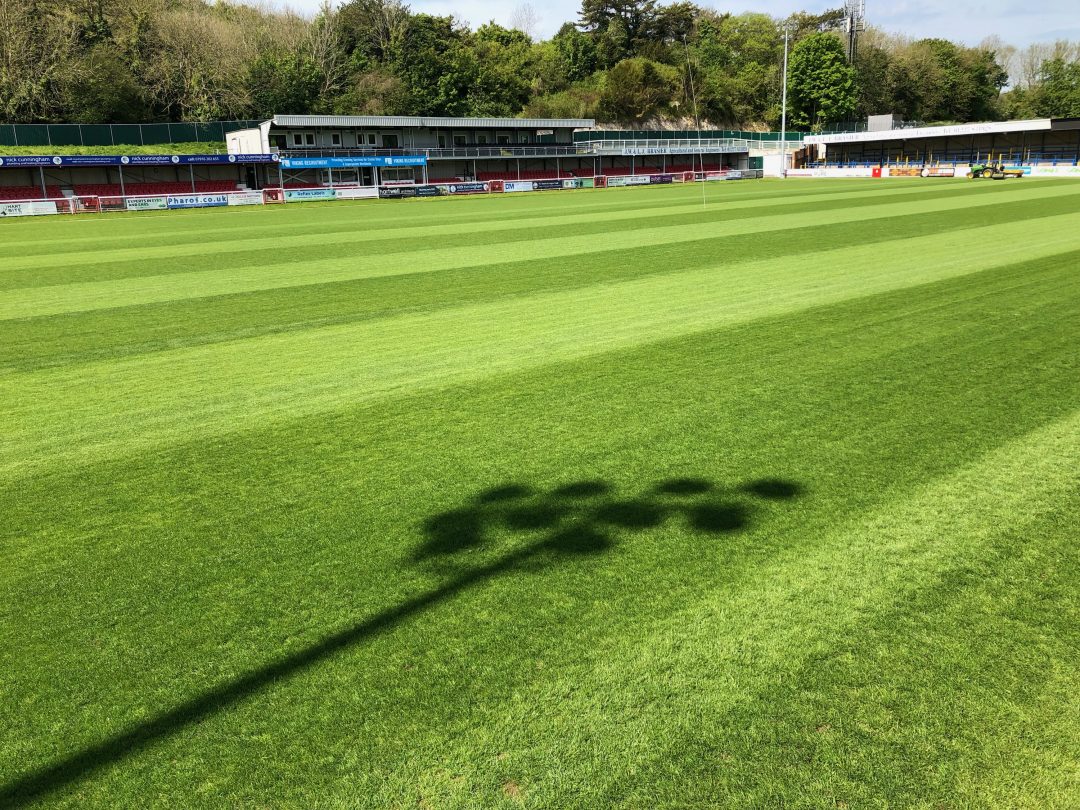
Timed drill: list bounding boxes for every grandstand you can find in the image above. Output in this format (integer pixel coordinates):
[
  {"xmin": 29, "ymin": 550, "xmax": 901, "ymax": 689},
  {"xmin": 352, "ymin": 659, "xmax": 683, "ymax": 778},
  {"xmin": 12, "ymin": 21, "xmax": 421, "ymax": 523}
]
[
  {"xmin": 802, "ymin": 117, "xmax": 1080, "ymax": 168},
  {"xmin": 1, "ymin": 117, "xmax": 760, "ymax": 209},
  {"xmin": 0, "ymin": 154, "xmax": 277, "ymax": 203},
  {"xmin": 227, "ymin": 116, "xmax": 751, "ymax": 187}
]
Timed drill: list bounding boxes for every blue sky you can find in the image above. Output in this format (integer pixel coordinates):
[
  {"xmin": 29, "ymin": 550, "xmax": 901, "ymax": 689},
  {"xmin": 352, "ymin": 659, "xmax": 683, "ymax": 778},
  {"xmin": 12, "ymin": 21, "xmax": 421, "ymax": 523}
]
[{"xmin": 274, "ymin": 1, "xmax": 1080, "ymax": 47}]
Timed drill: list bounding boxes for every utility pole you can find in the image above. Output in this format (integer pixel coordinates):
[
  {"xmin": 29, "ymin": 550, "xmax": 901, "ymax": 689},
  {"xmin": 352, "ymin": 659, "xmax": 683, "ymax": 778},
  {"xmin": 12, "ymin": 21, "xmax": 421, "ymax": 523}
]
[{"xmin": 780, "ymin": 22, "xmax": 790, "ymax": 176}]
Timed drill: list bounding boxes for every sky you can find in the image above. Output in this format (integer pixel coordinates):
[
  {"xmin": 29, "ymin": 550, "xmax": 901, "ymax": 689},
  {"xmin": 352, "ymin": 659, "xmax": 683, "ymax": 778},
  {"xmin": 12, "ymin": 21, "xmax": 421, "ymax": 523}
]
[{"xmin": 269, "ymin": 0, "xmax": 1080, "ymax": 47}]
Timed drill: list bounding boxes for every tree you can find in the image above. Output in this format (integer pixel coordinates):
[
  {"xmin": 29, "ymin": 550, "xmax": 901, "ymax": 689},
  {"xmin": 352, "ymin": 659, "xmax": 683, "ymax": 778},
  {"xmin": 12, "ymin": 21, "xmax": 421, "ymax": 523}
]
[
  {"xmin": 510, "ymin": 3, "xmax": 540, "ymax": 39},
  {"xmin": 788, "ymin": 32, "xmax": 856, "ymax": 129},
  {"xmin": 390, "ymin": 14, "xmax": 478, "ymax": 116},
  {"xmin": 0, "ymin": 0, "xmax": 81, "ymax": 122},
  {"xmin": 62, "ymin": 44, "xmax": 148, "ymax": 122},
  {"xmin": 552, "ymin": 22, "xmax": 598, "ymax": 83},
  {"xmin": 1029, "ymin": 57, "xmax": 1080, "ymax": 117},
  {"xmin": 599, "ymin": 56, "xmax": 676, "ymax": 123},
  {"xmin": 468, "ymin": 23, "xmax": 535, "ymax": 116},
  {"xmin": 338, "ymin": 0, "xmax": 409, "ymax": 65},
  {"xmin": 854, "ymin": 44, "xmax": 892, "ymax": 117},
  {"xmin": 247, "ymin": 50, "xmax": 322, "ymax": 117}
]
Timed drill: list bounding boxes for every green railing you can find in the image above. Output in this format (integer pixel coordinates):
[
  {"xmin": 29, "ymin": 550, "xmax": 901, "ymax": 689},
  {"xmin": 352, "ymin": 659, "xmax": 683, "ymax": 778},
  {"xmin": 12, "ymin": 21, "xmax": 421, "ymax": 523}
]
[
  {"xmin": 0, "ymin": 121, "xmax": 261, "ymax": 148},
  {"xmin": 576, "ymin": 130, "xmax": 791, "ymax": 143},
  {"xmin": 576, "ymin": 126, "xmax": 864, "ymax": 143}
]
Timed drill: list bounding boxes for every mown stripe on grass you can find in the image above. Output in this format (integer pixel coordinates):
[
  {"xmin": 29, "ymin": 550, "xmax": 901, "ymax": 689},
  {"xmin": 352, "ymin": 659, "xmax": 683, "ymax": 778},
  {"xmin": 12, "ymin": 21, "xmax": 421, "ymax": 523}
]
[
  {"xmin": 4, "ymin": 192, "xmax": 1077, "ymax": 374},
  {"xmin": 2, "ymin": 214, "xmax": 1078, "ymax": 477},
  {"xmin": 4, "ymin": 180, "xmax": 1076, "ymax": 282},
  {"xmin": 4, "ymin": 185, "xmax": 1079, "ymax": 319},
  {"xmin": 0, "ymin": 180, "xmax": 996, "ymax": 260},
  {"xmin": 0, "ymin": 179, "xmax": 974, "ymax": 254}
]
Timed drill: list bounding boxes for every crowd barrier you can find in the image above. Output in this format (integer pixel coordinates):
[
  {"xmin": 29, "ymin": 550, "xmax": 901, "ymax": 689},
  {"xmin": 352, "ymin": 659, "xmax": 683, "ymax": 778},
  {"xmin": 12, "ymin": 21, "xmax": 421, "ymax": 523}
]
[{"xmin": 0, "ymin": 170, "xmax": 764, "ymax": 219}]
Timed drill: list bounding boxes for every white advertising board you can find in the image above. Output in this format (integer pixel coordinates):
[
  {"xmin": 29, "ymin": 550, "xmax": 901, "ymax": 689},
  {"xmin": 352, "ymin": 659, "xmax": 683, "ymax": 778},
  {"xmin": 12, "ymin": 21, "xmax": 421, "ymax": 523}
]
[
  {"xmin": 227, "ymin": 191, "xmax": 265, "ymax": 206},
  {"xmin": 503, "ymin": 181, "xmax": 535, "ymax": 192},
  {"xmin": 1030, "ymin": 165, "xmax": 1080, "ymax": 177},
  {"xmin": 0, "ymin": 201, "xmax": 58, "ymax": 217},
  {"xmin": 333, "ymin": 187, "xmax": 380, "ymax": 200},
  {"xmin": 126, "ymin": 196, "xmax": 168, "ymax": 211},
  {"xmin": 786, "ymin": 167, "xmax": 875, "ymax": 178}
]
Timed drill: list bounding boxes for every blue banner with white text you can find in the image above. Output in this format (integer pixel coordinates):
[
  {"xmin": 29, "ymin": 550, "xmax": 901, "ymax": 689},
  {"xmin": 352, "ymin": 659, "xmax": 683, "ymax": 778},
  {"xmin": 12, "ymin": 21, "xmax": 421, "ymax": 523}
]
[{"xmin": 280, "ymin": 156, "xmax": 427, "ymax": 169}]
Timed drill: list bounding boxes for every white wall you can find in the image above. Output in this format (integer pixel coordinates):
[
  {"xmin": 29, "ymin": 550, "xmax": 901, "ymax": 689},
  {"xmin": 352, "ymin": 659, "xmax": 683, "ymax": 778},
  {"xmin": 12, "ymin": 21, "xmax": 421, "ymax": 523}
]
[
  {"xmin": 226, "ymin": 128, "xmax": 266, "ymax": 154},
  {"xmin": 761, "ymin": 153, "xmax": 787, "ymax": 177}
]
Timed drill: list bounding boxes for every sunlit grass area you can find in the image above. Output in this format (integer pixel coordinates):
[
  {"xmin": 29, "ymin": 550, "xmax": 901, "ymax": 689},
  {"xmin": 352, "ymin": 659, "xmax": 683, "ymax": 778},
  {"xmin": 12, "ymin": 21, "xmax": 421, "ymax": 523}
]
[{"xmin": 2, "ymin": 179, "xmax": 1079, "ymax": 808}]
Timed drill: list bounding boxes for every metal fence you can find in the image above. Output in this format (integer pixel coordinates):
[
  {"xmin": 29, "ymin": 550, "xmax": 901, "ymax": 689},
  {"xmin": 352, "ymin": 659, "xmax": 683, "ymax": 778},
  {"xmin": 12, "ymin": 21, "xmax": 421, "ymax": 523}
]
[{"xmin": 0, "ymin": 121, "xmax": 261, "ymax": 148}]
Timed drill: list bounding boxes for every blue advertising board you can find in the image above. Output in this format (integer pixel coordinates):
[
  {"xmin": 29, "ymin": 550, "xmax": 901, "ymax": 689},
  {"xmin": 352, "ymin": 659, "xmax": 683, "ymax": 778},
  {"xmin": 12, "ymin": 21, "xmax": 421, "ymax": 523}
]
[
  {"xmin": 280, "ymin": 156, "xmax": 427, "ymax": 169},
  {"xmin": 166, "ymin": 194, "xmax": 228, "ymax": 209},
  {"xmin": 0, "ymin": 153, "xmax": 278, "ymax": 168}
]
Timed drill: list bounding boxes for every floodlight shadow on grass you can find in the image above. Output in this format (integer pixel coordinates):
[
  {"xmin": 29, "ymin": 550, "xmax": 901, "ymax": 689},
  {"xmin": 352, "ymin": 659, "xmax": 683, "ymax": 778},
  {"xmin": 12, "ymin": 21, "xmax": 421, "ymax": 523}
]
[{"xmin": 0, "ymin": 474, "xmax": 803, "ymax": 806}]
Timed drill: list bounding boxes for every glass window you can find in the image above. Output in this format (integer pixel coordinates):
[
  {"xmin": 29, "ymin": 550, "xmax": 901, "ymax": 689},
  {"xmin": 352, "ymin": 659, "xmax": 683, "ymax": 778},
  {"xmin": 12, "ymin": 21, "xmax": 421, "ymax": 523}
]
[
  {"xmin": 331, "ymin": 133, "xmax": 341, "ymax": 145},
  {"xmin": 305, "ymin": 133, "xmax": 315, "ymax": 145},
  {"xmin": 497, "ymin": 135, "xmax": 510, "ymax": 145},
  {"xmin": 293, "ymin": 133, "xmax": 303, "ymax": 145},
  {"xmin": 453, "ymin": 135, "xmax": 467, "ymax": 146},
  {"xmin": 367, "ymin": 134, "xmax": 376, "ymax": 145},
  {"xmin": 438, "ymin": 135, "xmax": 447, "ymax": 148},
  {"xmin": 383, "ymin": 133, "xmax": 399, "ymax": 148},
  {"xmin": 477, "ymin": 134, "xmax": 488, "ymax": 145}
]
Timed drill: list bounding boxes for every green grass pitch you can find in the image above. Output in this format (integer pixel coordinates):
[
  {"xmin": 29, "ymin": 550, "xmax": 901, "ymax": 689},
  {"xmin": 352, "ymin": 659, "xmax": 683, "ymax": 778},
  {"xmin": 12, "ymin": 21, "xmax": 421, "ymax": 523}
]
[{"xmin": 2, "ymin": 179, "xmax": 1079, "ymax": 808}]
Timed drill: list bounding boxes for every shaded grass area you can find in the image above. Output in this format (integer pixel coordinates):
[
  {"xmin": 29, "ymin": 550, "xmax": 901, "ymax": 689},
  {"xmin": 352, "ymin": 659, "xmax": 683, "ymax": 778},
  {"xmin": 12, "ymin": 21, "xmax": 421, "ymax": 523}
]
[{"xmin": 1, "ymin": 179, "xmax": 1078, "ymax": 807}]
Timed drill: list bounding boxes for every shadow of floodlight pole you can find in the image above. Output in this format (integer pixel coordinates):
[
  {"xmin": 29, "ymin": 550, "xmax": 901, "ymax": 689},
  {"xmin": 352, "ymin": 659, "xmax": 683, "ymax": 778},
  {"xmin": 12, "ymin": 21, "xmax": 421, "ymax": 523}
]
[{"xmin": 0, "ymin": 475, "xmax": 801, "ymax": 805}]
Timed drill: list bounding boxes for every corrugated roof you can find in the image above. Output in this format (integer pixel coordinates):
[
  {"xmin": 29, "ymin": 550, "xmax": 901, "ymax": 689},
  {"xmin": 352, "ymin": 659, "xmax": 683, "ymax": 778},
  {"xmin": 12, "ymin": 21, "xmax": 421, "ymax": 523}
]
[{"xmin": 270, "ymin": 115, "xmax": 594, "ymax": 129}]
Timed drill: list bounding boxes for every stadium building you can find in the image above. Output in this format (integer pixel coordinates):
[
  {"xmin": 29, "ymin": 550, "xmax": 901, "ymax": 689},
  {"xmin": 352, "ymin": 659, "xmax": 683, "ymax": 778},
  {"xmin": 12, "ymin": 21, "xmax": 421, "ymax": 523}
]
[
  {"xmin": 226, "ymin": 115, "xmax": 755, "ymax": 187},
  {"xmin": 799, "ymin": 117, "xmax": 1080, "ymax": 174}
]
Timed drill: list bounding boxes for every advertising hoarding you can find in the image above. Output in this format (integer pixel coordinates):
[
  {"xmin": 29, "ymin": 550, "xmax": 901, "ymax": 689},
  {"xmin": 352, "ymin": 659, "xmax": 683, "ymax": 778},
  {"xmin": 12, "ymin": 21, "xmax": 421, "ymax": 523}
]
[
  {"xmin": 444, "ymin": 182, "xmax": 489, "ymax": 194},
  {"xmin": 333, "ymin": 187, "xmax": 379, "ymax": 200},
  {"xmin": 167, "ymin": 194, "xmax": 228, "ymax": 209},
  {"xmin": 284, "ymin": 188, "xmax": 336, "ymax": 201},
  {"xmin": 126, "ymin": 196, "xmax": 169, "ymax": 211},
  {"xmin": 0, "ymin": 154, "xmax": 277, "ymax": 168},
  {"xmin": 280, "ymin": 156, "xmax": 427, "ymax": 169},
  {"xmin": 0, "ymin": 201, "xmax": 58, "ymax": 217},
  {"xmin": 227, "ymin": 191, "xmax": 265, "ymax": 206}
]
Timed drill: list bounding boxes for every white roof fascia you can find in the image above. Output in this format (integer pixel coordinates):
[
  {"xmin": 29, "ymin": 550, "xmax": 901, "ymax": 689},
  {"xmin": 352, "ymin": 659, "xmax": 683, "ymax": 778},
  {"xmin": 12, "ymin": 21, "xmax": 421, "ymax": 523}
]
[{"xmin": 805, "ymin": 119, "xmax": 1053, "ymax": 145}]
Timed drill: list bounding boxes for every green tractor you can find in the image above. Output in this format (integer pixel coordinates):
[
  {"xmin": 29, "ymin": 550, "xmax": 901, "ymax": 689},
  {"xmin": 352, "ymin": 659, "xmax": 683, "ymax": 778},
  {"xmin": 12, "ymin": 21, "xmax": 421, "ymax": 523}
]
[{"xmin": 967, "ymin": 161, "xmax": 1025, "ymax": 180}]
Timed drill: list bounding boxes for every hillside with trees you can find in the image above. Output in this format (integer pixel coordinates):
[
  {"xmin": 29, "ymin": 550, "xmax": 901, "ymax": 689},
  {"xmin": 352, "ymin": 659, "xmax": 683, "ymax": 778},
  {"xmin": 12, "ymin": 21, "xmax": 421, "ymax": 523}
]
[{"xmin": 1, "ymin": 0, "xmax": 1075, "ymax": 129}]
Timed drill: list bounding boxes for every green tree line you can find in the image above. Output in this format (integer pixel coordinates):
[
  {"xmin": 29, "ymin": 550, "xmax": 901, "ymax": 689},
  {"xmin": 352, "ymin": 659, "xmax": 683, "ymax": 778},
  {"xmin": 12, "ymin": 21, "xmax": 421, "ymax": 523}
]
[{"xmin": 0, "ymin": 0, "xmax": 1074, "ymax": 129}]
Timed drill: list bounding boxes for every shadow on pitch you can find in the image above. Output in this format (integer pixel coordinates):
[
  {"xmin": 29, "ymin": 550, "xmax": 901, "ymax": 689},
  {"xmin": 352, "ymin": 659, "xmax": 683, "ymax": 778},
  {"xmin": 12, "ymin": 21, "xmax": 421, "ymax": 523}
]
[{"xmin": 0, "ymin": 475, "xmax": 802, "ymax": 804}]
